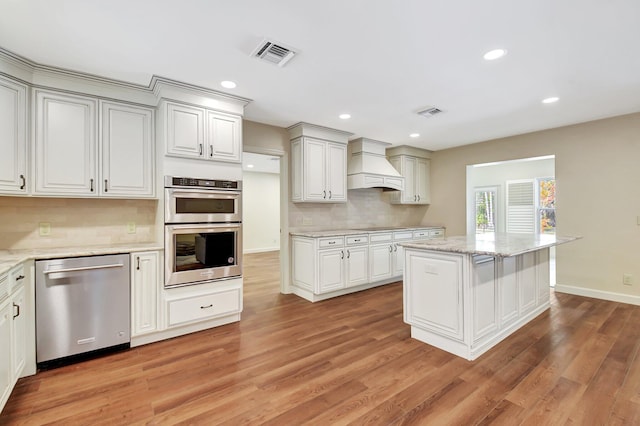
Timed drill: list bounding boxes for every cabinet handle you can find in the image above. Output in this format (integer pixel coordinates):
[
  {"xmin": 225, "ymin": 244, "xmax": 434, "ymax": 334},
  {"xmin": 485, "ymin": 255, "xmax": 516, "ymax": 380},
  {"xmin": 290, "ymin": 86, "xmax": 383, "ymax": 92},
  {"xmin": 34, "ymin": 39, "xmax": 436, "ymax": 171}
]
[
  {"xmin": 199, "ymin": 144, "xmax": 203, "ymax": 156},
  {"xmin": 210, "ymin": 145, "xmax": 213, "ymax": 157},
  {"xmin": 328, "ymin": 241, "xmax": 336, "ymax": 245},
  {"xmin": 347, "ymin": 250, "xmax": 350, "ymax": 259},
  {"xmin": 19, "ymin": 174, "xmax": 26, "ymax": 190},
  {"xmin": 329, "ymin": 190, "xmax": 332, "ymax": 199},
  {"xmin": 323, "ymin": 190, "xmax": 326, "ymax": 199},
  {"xmin": 104, "ymin": 179, "xmax": 108, "ymax": 193},
  {"xmin": 90, "ymin": 178, "xmax": 94, "ymax": 192},
  {"xmin": 200, "ymin": 304, "xmax": 213, "ymax": 309},
  {"xmin": 417, "ymin": 195, "xmax": 420, "ymax": 202},
  {"xmin": 389, "ymin": 245, "xmax": 393, "ymax": 252},
  {"xmin": 354, "ymin": 239, "xmax": 361, "ymax": 242},
  {"xmin": 15, "ymin": 275, "xmax": 24, "ymax": 281},
  {"xmin": 394, "ymin": 244, "xmax": 398, "ymax": 252},
  {"xmin": 341, "ymin": 250, "xmax": 344, "ymax": 259},
  {"xmin": 136, "ymin": 257, "xmax": 140, "ymax": 270},
  {"xmin": 13, "ymin": 303, "xmax": 20, "ymax": 319}
]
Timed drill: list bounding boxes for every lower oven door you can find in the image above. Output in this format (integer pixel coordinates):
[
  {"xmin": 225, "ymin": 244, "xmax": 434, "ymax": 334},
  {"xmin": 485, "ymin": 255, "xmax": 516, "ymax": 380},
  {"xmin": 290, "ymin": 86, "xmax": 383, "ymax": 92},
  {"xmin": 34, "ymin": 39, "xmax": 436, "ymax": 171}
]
[{"xmin": 165, "ymin": 223, "xmax": 242, "ymax": 288}]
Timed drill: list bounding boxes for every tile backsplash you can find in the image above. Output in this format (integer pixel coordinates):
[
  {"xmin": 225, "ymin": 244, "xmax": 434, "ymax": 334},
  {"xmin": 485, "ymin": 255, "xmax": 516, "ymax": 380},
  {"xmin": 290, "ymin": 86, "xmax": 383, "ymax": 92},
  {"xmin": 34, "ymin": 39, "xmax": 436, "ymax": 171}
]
[
  {"xmin": 0, "ymin": 197, "xmax": 159, "ymax": 250},
  {"xmin": 289, "ymin": 188, "xmax": 429, "ymax": 231}
]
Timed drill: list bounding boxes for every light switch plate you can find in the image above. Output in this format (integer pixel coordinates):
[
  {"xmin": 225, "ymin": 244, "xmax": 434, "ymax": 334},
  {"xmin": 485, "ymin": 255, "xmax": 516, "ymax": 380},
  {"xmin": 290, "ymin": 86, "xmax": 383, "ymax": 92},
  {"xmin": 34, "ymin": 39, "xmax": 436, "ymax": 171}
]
[{"xmin": 127, "ymin": 221, "xmax": 136, "ymax": 234}]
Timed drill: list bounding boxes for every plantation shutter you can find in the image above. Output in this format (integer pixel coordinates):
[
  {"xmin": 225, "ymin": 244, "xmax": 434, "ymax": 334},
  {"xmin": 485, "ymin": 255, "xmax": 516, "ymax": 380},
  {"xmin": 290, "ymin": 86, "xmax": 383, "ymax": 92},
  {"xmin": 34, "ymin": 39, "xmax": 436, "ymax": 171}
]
[{"xmin": 506, "ymin": 179, "xmax": 535, "ymax": 233}]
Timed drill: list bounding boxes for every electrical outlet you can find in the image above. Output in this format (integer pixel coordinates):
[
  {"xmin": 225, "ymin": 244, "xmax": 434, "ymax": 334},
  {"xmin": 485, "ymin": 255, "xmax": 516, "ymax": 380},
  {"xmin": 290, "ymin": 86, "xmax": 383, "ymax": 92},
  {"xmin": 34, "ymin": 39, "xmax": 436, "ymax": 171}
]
[
  {"xmin": 127, "ymin": 221, "xmax": 136, "ymax": 234},
  {"xmin": 623, "ymin": 273, "xmax": 633, "ymax": 286},
  {"xmin": 39, "ymin": 222, "xmax": 51, "ymax": 236},
  {"xmin": 302, "ymin": 217, "xmax": 313, "ymax": 225}
]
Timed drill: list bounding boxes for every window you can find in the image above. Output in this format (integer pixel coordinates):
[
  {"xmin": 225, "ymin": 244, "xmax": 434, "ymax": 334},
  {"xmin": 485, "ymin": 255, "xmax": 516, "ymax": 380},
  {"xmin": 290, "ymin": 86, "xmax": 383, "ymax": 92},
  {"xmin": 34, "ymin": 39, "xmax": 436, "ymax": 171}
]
[
  {"xmin": 537, "ymin": 178, "xmax": 556, "ymax": 234},
  {"xmin": 474, "ymin": 187, "xmax": 497, "ymax": 234}
]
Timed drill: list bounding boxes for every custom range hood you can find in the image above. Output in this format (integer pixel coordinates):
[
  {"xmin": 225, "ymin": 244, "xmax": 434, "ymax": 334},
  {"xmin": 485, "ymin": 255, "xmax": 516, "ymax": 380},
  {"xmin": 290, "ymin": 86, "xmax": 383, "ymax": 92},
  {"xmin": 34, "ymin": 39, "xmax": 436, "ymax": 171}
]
[{"xmin": 347, "ymin": 138, "xmax": 404, "ymax": 191}]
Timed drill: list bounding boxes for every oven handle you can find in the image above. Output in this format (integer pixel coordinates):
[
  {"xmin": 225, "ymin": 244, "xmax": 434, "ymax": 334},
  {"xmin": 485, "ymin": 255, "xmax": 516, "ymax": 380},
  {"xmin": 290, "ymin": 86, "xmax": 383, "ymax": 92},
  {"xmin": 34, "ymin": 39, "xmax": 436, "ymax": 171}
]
[{"xmin": 166, "ymin": 188, "xmax": 241, "ymax": 197}]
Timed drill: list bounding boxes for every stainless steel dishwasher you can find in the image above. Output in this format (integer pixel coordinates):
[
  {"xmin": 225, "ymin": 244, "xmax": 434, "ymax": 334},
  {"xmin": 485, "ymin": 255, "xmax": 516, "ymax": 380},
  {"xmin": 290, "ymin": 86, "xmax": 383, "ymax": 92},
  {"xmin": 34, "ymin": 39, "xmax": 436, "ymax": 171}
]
[{"xmin": 35, "ymin": 254, "xmax": 130, "ymax": 365}]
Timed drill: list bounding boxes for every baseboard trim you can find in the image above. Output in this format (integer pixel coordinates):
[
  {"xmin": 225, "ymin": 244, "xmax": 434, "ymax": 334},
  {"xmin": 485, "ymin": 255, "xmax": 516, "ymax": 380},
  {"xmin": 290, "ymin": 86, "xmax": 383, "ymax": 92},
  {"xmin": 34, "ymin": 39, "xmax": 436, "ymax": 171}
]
[
  {"xmin": 243, "ymin": 247, "xmax": 280, "ymax": 254},
  {"xmin": 554, "ymin": 284, "xmax": 640, "ymax": 306}
]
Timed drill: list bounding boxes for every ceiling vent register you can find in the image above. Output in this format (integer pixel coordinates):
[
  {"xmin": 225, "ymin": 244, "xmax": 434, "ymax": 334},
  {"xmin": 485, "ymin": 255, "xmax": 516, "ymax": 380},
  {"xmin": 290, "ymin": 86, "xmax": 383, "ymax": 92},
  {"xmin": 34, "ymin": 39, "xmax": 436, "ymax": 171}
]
[
  {"xmin": 417, "ymin": 107, "xmax": 443, "ymax": 118},
  {"xmin": 252, "ymin": 39, "xmax": 297, "ymax": 67}
]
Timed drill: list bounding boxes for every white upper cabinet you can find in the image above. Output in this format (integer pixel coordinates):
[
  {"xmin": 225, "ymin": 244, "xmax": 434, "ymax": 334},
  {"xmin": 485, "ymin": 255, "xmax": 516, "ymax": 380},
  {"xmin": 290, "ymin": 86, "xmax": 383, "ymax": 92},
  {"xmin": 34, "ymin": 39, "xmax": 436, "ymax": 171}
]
[
  {"xmin": 33, "ymin": 90, "xmax": 156, "ymax": 198},
  {"xmin": 34, "ymin": 90, "xmax": 98, "ymax": 195},
  {"xmin": 164, "ymin": 101, "xmax": 242, "ymax": 163},
  {"xmin": 388, "ymin": 154, "xmax": 431, "ymax": 205},
  {"xmin": 292, "ymin": 137, "xmax": 347, "ymax": 202},
  {"xmin": 0, "ymin": 76, "xmax": 28, "ymax": 195},
  {"xmin": 100, "ymin": 101, "xmax": 155, "ymax": 197},
  {"xmin": 289, "ymin": 122, "xmax": 351, "ymax": 203}
]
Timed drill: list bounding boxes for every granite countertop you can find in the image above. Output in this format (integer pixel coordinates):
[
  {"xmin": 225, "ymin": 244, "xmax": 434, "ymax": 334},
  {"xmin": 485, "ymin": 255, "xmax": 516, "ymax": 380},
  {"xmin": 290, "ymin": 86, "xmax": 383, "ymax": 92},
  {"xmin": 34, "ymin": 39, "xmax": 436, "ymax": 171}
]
[
  {"xmin": 290, "ymin": 225, "xmax": 444, "ymax": 238},
  {"xmin": 0, "ymin": 242, "xmax": 164, "ymax": 276},
  {"xmin": 399, "ymin": 233, "xmax": 580, "ymax": 257}
]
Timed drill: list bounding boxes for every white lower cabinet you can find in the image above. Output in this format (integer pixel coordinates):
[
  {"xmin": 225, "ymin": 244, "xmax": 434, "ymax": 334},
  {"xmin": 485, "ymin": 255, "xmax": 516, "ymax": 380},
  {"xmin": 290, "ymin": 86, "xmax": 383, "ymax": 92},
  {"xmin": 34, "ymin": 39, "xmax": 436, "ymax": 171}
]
[
  {"xmin": 0, "ymin": 262, "xmax": 31, "ymax": 413},
  {"xmin": 472, "ymin": 256, "xmax": 498, "ymax": 344},
  {"xmin": 291, "ymin": 228, "xmax": 445, "ymax": 302},
  {"xmin": 131, "ymin": 252, "xmax": 159, "ymax": 337}
]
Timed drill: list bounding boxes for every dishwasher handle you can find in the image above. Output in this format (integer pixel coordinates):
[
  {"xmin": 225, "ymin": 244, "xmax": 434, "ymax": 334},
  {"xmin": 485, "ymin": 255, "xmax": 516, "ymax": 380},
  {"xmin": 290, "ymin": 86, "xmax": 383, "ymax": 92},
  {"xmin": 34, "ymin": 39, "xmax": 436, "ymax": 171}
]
[{"xmin": 43, "ymin": 263, "xmax": 125, "ymax": 276}]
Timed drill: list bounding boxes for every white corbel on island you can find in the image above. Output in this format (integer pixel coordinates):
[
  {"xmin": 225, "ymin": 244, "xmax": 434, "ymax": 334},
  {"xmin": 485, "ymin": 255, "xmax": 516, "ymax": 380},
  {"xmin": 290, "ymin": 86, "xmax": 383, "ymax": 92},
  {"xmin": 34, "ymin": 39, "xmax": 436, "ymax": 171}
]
[{"xmin": 400, "ymin": 233, "xmax": 579, "ymax": 361}]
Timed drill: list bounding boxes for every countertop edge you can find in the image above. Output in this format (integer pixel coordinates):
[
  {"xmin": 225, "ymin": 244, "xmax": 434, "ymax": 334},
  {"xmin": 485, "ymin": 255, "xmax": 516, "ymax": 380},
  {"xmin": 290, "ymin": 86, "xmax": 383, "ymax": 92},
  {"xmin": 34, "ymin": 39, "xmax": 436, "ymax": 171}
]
[
  {"xmin": 290, "ymin": 226, "xmax": 445, "ymax": 238},
  {"xmin": 0, "ymin": 243, "xmax": 164, "ymax": 276}
]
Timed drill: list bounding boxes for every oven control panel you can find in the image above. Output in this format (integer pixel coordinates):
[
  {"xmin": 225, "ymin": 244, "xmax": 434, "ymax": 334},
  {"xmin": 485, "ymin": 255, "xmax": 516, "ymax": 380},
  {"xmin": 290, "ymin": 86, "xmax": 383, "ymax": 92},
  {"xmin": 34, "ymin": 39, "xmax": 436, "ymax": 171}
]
[{"xmin": 166, "ymin": 176, "xmax": 241, "ymax": 190}]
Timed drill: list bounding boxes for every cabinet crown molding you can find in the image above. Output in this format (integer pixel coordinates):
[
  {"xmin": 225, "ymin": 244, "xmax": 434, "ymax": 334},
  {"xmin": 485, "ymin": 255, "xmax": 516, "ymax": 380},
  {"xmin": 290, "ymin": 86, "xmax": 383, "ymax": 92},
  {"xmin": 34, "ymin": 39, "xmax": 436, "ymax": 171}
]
[
  {"xmin": 386, "ymin": 145, "xmax": 432, "ymax": 159},
  {"xmin": 288, "ymin": 122, "xmax": 352, "ymax": 144}
]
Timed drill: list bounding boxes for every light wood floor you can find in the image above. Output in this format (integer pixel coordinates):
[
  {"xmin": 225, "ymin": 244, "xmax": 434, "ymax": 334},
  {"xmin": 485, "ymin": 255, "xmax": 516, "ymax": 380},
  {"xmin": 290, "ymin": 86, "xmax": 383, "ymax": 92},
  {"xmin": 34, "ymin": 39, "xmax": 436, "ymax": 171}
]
[{"xmin": 2, "ymin": 251, "xmax": 640, "ymax": 424}]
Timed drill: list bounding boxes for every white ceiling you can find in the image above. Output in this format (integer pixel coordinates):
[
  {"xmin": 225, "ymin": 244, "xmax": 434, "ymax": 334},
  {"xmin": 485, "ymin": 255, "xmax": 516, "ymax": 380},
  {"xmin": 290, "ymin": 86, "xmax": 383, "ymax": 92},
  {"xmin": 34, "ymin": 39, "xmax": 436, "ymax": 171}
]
[{"xmin": 2, "ymin": 0, "xmax": 639, "ymax": 151}]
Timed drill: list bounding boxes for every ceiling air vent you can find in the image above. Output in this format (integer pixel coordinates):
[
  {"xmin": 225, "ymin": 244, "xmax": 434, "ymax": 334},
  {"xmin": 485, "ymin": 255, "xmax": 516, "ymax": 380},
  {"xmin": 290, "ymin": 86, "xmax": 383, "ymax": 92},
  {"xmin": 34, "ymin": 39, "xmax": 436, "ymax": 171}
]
[
  {"xmin": 252, "ymin": 39, "xmax": 297, "ymax": 67},
  {"xmin": 417, "ymin": 107, "xmax": 444, "ymax": 118}
]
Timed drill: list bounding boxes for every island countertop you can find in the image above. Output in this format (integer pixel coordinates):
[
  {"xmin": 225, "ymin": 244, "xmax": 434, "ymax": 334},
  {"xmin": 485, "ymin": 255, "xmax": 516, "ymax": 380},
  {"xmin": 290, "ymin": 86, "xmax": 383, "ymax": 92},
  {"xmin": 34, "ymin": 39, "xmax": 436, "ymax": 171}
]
[{"xmin": 399, "ymin": 233, "xmax": 580, "ymax": 257}]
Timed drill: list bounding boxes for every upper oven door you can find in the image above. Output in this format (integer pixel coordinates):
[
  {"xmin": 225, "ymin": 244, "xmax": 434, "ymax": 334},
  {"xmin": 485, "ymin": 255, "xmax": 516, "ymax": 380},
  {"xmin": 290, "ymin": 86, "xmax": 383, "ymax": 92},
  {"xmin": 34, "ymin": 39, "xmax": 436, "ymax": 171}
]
[{"xmin": 165, "ymin": 188, "xmax": 242, "ymax": 223}]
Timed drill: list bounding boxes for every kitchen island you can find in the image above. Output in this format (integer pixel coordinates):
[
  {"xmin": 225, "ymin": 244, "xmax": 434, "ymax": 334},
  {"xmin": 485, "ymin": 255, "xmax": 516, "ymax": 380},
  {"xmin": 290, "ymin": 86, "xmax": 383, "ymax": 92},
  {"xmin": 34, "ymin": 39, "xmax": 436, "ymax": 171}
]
[{"xmin": 400, "ymin": 233, "xmax": 579, "ymax": 360}]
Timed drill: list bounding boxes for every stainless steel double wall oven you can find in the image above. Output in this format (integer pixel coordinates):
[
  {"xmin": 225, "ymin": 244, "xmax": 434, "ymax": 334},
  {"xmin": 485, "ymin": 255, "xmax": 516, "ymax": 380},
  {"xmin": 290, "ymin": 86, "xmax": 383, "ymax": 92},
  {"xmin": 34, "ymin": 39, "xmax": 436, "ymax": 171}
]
[{"xmin": 164, "ymin": 176, "xmax": 242, "ymax": 287}]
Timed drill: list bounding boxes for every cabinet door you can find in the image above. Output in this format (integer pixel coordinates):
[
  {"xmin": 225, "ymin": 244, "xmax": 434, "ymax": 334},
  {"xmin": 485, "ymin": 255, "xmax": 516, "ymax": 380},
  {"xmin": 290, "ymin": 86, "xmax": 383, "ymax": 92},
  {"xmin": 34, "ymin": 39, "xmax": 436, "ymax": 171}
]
[
  {"xmin": 0, "ymin": 300, "xmax": 12, "ymax": 410},
  {"xmin": 11, "ymin": 285, "xmax": 25, "ymax": 379},
  {"xmin": 346, "ymin": 246, "xmax": 368, "ymax": 287},
  {"xmin": 519, "ymin": 252, "xmax": 537, "ymax": 315},
  {"xmin": 402, "ymin": 156, "xmax": 417, "ymax": 203},
  {"xmin": 0, "ymin": 77, "xmax": 27, "ymax": 194},
  {"xmin": 303, "ymin": 138, "xmax": 327, "ymax": 201},
  {"xmin": 34, "ymin": 90, "xmax": 97, "ymax": 195},
  {"xmin": 415, "ymin": 157, "xmax": 430, "ymax": 204},
  {"xmin": 326, "ymin": 143, "xmax": 347, "ymax": 202},
  {"xmin": 131, "ymin": 252, "xmax": 159, "ymax": 336},
  {"xmin": 392, "ymin": 243, "xmax": 405, "ymax": 277},
  {"xmin": 370, "ymin": 244, "xmax": 393, "ymax": 282},
  {"xmin": 206, "ymin": 110, "xmax": 242, "ymax": 163},
  {"xmin": 101, "ymin": 101, "xmax": 155, "ymax": 197},
  {"xmin": 472, "ymin": 256, "xmax": 498, "ymax": 344},
  {"xmin": 317, "ymin": 249, "xmax": 344, "ymax": 293},
  {"xmin": 500, "ymin": 257, "xmax": 519, "ymax": 327},
  {"xmin": 165, "ymin": 102, "xmax": 205, "ymax": 159},
  {"xmin": 536, "ymin": 248, "xmax": 550, "ymax": 305}
]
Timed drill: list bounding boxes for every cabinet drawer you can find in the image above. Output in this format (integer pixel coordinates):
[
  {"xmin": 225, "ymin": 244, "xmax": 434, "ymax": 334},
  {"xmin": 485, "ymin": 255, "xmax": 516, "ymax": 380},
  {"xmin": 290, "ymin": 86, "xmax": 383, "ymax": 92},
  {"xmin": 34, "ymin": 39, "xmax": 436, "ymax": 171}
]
[
  {"xmin": 9, "ymin": 264, "xmax": 25, "ymax": 291},
  {"xmin": 319, "ymin": 237, "xmax": 344, "ymax": 248},
  {"xmin": 168, "ymin": 288, "xmax": 241, "ymax": 326},
  {"xmin": 369, "ymin": 233, "xmax": 392, "ymax": 243},
  {"xmin": 430, "ymin": 228, "xmax": 445, "ymax": 238},
  {"xmin": 393, "ymin": 231, "xmax": 413, "ymax": 241},
  {"xmin": 346, "ymin": 235, "xmax": 368, "ymax": 245},
  {"xmin": 413, "ymin": 230, "xmax": 430, "ymax": 239}
]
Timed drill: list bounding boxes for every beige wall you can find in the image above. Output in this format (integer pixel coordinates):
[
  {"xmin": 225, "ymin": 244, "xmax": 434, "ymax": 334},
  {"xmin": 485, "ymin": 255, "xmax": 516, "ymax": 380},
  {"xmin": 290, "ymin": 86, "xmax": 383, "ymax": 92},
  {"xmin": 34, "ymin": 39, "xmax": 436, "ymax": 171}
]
[
  {"xmin": 425, "ymin": 112, "xmax": 640, "ymax": 300},
  {"xmin": 243, "ymin": 171, "xmax": 280, "ymax": 253},
  {"xmin": 0, "ymin": 197, "xmax": 158, "ymax": 250}
]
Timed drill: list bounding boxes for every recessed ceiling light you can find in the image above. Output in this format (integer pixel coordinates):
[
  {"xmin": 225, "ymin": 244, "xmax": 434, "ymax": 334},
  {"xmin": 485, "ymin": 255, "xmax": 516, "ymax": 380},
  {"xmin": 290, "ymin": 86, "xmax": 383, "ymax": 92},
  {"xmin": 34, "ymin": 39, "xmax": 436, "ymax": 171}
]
[
  {"xmin": 221, "ymin": 80, "xmax": 237, "ymax": 89},
  {"xmin": 542, "ymin": 97, "xmax": 559, "ymax": 104},
  {"xmin": 339, "ymin": 113, "xmax": 351, "ymax": 120},
  {"xmin": 247, "ymin": 164, "xmax": 254, "ymax": 168},
  {"xmin": 483, "ymin": 49, "xmax": 507, "ymax": 61},
  {"xmin": 409, "ymin": 133, "xmax": 420, "ymax": 138}
]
